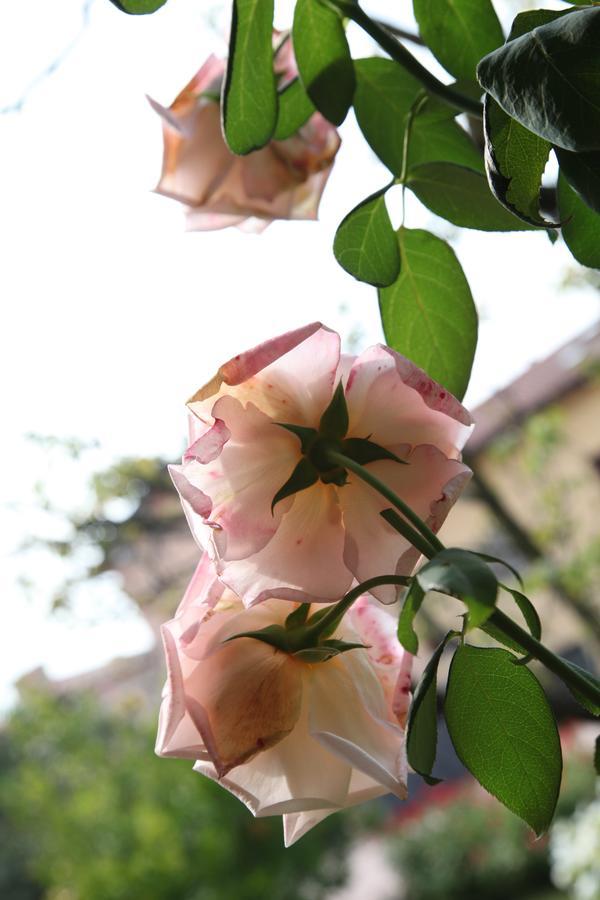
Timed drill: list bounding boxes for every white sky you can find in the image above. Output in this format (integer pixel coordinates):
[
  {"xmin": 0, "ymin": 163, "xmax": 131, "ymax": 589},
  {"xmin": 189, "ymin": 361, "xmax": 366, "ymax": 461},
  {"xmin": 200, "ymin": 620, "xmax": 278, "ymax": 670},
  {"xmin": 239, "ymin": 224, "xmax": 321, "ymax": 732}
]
[{"xmin": 1, "ymin": 0, "xmax": 598, "ymax": 709}]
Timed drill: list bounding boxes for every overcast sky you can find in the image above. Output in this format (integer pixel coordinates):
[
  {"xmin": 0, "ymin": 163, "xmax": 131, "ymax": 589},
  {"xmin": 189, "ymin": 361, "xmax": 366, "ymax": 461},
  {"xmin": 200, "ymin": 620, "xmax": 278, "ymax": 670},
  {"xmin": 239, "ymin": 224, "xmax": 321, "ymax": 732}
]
[{"xmin": 1, "ymin": 0, "xmax": 597, "ymax": 709}]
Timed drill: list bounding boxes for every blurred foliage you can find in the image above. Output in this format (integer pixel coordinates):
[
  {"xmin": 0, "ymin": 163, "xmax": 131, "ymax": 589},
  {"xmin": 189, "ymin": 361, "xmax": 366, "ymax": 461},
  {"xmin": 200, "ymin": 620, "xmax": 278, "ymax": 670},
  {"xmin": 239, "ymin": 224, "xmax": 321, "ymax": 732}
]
[
  {"xmin": 386, "ymin": 759, "xmax": 596, "ymax": 900},
  {"xmin": 0, "ymin": 690, "xmax": 352, "ymax": 900}
]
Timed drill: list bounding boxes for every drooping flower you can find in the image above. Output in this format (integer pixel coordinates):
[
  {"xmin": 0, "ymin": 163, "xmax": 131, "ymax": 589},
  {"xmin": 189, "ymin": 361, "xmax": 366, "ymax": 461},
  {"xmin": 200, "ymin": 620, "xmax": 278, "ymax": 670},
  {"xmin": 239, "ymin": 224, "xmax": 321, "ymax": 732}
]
[
  {"xmin": 156, "ymin": 554, "xmax": 410, "ymax": 845},
  {"xmin": 170, "ymin": 323, "xmax": 473, "ymax": 605},
  {"xmin": 148, "ymin": 46, "xmax": 340, "ymax": 232}
]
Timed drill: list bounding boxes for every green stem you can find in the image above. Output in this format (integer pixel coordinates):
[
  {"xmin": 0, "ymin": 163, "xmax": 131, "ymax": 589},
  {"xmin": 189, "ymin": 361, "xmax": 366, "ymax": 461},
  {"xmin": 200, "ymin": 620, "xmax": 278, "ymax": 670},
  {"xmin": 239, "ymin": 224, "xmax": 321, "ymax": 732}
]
[
  {"xmin": 303, "ymin": 575, "xmax": 412, "ymax": 640},
  {"xmin": 489, "ymin": 609, "xmax": 600, "ymax": 708},
  {"xmin": 325, "ymin": 448, "xmax": 445, "ymax": 555},
  {"xmin": 330, "ymin": 0, "xmax": 484, "ymax": 118}
]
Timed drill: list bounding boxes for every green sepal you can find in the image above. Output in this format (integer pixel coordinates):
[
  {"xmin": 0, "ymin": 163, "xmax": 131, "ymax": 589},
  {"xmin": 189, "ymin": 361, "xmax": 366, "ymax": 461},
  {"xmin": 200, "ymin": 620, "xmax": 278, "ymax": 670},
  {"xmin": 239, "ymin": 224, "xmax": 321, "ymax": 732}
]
[
  {"xmin": 416, "ymin": 548, "xmax": 498, "ymax": 629},
  {"xmin": 223, "ymin": 624, "xmax": 290, "ymax": 651},
  {"xmin": 407, "ymin": 631, "xmax": 457, "ymax": 783},
  {"xmin": 318, "ymin": 382, "xmax": 349, "ymax": 440},
  {"xmin": 341, "ymin": 437, "xmax": 407, "ymax": 466},
  {"xmin": 275, "ymin": 422, "xmax": 318, "ymax": 453},
  {"xmin": 271, "ymin": 458, "xmax": 318, "ymax": 513},
  {"xmin": 285, "ymin": 603, "xmax": 311, "ymax": 629},
  {"xmin": 293, "ymin": 640, "xmax": 366, "ymax": 663},
  {"xmin": 397, "ymin": 581, "xmax": 425, "ymax": 654}
]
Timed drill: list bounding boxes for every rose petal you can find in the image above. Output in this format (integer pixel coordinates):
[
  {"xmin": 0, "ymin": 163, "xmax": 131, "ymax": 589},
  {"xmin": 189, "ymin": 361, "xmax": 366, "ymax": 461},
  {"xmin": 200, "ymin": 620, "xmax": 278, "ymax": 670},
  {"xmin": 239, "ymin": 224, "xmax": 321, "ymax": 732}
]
[
  {"xmin": 185, "ymin": 640, "xmax": 303, "ymax": 777},
  {"xmin": 308, "ymin": 657, "xmax": 408, "ymax": 799},
  {"xmin": 219, "ymin": 482, "xmax": 351, "ymax": 606},
  {"xmin": 346, "ymin": 344, "xmax": 473, "ymax": 457}
]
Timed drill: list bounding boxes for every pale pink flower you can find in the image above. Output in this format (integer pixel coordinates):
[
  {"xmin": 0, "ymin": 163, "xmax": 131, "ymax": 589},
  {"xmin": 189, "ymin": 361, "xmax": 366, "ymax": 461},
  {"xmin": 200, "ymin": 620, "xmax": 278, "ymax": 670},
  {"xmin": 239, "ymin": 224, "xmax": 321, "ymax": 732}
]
[
  {"xmin": 148, "ymin": 51, "xmax": 340, "ymax": 232},
  {"xmin": 156, "ymin": 555, "xmax": 410, "ymax": 845},
  {"xmin": 170, "ymin": 323, "xmax": 473, "ymax": 606}
]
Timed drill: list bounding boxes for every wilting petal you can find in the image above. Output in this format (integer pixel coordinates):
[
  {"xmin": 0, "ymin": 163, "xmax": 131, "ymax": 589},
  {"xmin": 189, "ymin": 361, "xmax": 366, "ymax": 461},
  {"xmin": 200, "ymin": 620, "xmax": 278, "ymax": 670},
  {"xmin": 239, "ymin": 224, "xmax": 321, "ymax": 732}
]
[
  {"xmin": 187, "ymin": 322, "xmax": 339, "ymax": 426},
  {"xmin": 341, "ymin": 445, "xmax": 471, "ymax": 603},
  {"xmin": 346, "ymin": 344, "xmax": 473, "ymax": 457},
  {"xmin": 220, "ymin": 482, "xmax": 350, "ymax": 605},
  {"xmin": 185, "ymin": 640, "xmax": 303, "ymax": 777}
]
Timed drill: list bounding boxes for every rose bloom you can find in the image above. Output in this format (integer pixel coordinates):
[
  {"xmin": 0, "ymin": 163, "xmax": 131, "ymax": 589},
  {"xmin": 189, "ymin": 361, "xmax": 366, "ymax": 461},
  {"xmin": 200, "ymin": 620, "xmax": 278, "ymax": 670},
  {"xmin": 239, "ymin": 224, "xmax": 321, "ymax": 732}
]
[
  {"xmin": 149, "ymin": 50, "xmax": 340, "ymax": 232},
  {"xmin": 170, "ymin": 323, "xmax": 473, "ymax": 606},
  {"xmin": 156, "ymin": 554, "xmax": 412, "ymax": 845}
]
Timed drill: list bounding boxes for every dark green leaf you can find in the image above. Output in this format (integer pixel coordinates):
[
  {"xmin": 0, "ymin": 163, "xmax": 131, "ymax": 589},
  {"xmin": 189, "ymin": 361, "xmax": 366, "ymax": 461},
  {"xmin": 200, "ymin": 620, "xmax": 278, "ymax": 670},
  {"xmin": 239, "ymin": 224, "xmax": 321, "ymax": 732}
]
[
  {"xmin": 378, "ymin": 228, "xmax": 477, "ymax": 401},
  {"xmin": 407, "ymin": 632, "xmax": 456, "ymax": 783},
  {"xmin": 271, "ymin": 458, "xmax": 318, "ymax": 512},
  {"xmin": 109, "ymin": 0, "xmax": 167, "ymax": 12},
  {"xmin": 353, "ymin": 58, "xmax": 483, "ymax": 177},
  {"xmin": 273, "ymin": 77, "xmax": 315, "ymax": 141},
  {"xmin": 416, "ymin": 548, "xmax": 498, "ymax": 628},
  {"xmin": 407, "ymin": 162, "xmax": 536, "ymax": 231},
  {"xmin": 595, "ymin": 736, "xmax": 600, "ymax": 775},
  {"xmin": 223, "ymin": 0, "xmax": 277, "ymax": 154},
  {"xmin": 397, "ymin": 581, "xmax": 425, "ymax": 654},
  {"xmin": 503, "ymin": 586, "xmax": 542, "ymax": 642},
  {"xmin": 558, "ymin": 172, "xmax": 600, "ymax": 269},
  {"xmin": 292, "ymin": 0, "xmax": 354, "ymax": 125},
  {"xmin": 508, "ymin": 9, "xmax": 574, "ymax": 42},
  {"xmin": 341, "ymin": 437, "xmax": 406, "ymax": 466},
  {"xmin": 559, "ymin": 658, "xmax": 600, "ymax": 716},
  {"xmin": 319, "ymin": 382, "xmax": 349, "ymax": 440},
  {"xmin": 556, "ymin": 147, "xmax": 600, "ymax": 215},
  {"xmin": 445, "ymin": 645, "xmax": 562, "ymax": 835},
  {"xmin": 333, "ymin": 187, "xmax": 400, "ymax": 287},
  {"xmin": 477, "ymin": 8, "xmax": 600, "ymax": 152},
  {"xmin": 483, "ymin": 96, "xmax": 556, "ymax": 227},
  {"xmin": 413, "ymin": 0, "xmax": 504, "ymax": 82}
]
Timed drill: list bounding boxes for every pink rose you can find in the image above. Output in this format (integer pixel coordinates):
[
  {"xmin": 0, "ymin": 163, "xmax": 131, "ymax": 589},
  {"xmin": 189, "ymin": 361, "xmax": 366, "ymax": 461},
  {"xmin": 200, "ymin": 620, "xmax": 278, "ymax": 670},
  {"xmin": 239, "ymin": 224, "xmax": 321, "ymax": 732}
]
[
  {"xmin": 149, "ymin": 50, "xmax": 340, "ymax": 232},
  {"xmin": 156, "ymin": 554, "xmax": 410, "ymax": 845},
  {"xmin": 170, "ymin": 323, "xmax": 473, "ymax": 605}
]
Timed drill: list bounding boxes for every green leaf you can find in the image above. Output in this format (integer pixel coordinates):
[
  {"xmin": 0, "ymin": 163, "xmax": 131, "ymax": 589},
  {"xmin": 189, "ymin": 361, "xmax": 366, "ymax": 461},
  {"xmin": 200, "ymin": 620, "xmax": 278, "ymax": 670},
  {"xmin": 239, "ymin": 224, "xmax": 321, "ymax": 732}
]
[
  {"xmin": 273, "ymin": 78, "xmax": 315, "ymax": 141},
  {"xmin": 292, "ymin": 0, "xmax": 354, "ymax": 126},
  {"xmin": 397, "ymin": 581, "xmax": 425, "ymax": 654},
  {"xmin": 479, "ymin": 586, "xmax": 541, "ymax": 662},
  {"xmin": 333, "ymin": 187, "xmax": 400, "ymax": 287},
  {"xmin": 595, "ymin": 736, "xmax": 600, "ymax": 775},
  {"xmin": 407, "ymin": 162, "xmax": 536, "ymax": 231},
  {"xmin": 471, "ymin": 553, "xmax": 524, "ymax": 588},
  {"xmin": 416, "ymin": 548, "xmax": 498, "ymax": 628},
  {"xmin": 341, "ymin": 437, "xmax": 406, "ymax": 466},
  {"xmin": 477, "ymin": 8, "xmax": 600, "ymax": 152},
  {"xmin": 445, "ymin": 645, "xmax": 562, "ymax": 835},
  {"xmin": 318, "ymin": 382, "xmax": 349, "ymax": 440},
  {"xmin": 109, "ymin": 0, "xmax": 167, "ymax": 12},
  {"xmin": 378, "ymin": 228, "xmax": 477, "ymax": 401},
  {"xmin": 353, "ymin": 58, "xmax": 483, "ymax": 177},
  {"xmin": 413, "ymin": 0, "xmax": 504, "ymax": 82},
  {"xmin": 483, "ymin": 96, "xmax": 556, "ymax": 227},
  {"xmin": 223, "ymin": 0, "xmax": 277, "ymax": 154},
  {"xmin": 271, "ymin": 458, "xmax": 318, "ymax": 512},
  {"xmin": 559, "ymin": 658, "xmax": 600, "ymax": 716},
  {"xmin": 407, "ymin": 632, "xmax": 456, "ymax": 783},
  {"xmin": 558, "ymin": 172, "xmax": 600, "ymax": 269},
  {"xmin": 556, "ymin": 147, "xmax": 600, "ymax": 215}
]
